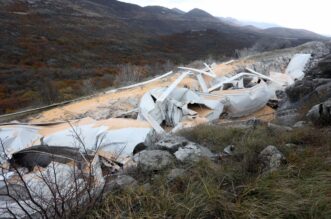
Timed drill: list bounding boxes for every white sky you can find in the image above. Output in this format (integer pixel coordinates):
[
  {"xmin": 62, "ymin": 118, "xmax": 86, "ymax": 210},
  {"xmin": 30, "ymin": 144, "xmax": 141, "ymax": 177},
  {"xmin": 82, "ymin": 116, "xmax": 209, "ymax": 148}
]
[{"xmin": 120, "ymin": 0, "xmax": 331, "ymax": 36}]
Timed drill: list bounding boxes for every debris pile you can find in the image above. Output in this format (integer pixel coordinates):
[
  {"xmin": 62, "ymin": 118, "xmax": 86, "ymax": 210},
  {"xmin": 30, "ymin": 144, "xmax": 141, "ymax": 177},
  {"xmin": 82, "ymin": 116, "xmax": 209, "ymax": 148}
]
[
  {"xmin": 138, "ymin": 54, "xmax": 311, "ymax": 133},
  {"xmin": 0, "ymin": 53, "xmax": 312, "ymax": 217}
]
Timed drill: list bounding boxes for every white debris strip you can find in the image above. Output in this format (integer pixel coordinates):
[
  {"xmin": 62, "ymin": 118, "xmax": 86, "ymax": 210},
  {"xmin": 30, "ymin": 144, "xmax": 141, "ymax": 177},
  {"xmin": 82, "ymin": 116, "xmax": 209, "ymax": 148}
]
[
  {"xmin": 196, "ymin": 74, "xmax": 209, "ymax": 93},
  {"xmin": 285, "ymin": 54, "xmax": 311, "ymax": 80},
  {"xmin": 178, "ymin": 66, "xmax": 217, "ymax": 78}
]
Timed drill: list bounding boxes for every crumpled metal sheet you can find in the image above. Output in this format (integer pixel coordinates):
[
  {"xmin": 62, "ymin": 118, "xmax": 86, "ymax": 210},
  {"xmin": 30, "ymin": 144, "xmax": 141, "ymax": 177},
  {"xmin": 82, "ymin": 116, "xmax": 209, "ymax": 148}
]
[
  {"xmin": 138, "ymin": 87, "xmax": 224, "ymax": 127},
  {"xmin": 220, "ymin": 80, "xmax": 272, "ymax": 117},
  {"xmin": 0, "ymin": 119, "xmax": 154, "ymax": 164},
  {"xmin": 285, "ymin": 53, "xmax": 311, "ymax": 80},
  {"xmin": 0, "ymin": 125, "xmax": 41, "ymax": 161}
]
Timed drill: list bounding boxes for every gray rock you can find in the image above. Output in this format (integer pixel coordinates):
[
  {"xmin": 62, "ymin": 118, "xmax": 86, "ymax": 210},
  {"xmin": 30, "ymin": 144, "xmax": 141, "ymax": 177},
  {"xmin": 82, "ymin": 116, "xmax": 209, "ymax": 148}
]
[
  {"xmin": 219, "ymin": 119, "xmax": 265, "ymax": 129},
  {"xmin": 154, "ymin": 135, "xmax": 215, "ymax": 162},
  {"xmin": 104, "ymin": 175, "xmax": 137, "ymax": 191},
  {"xmin": 293, "ymin": 121, "xmax": 307, "ymax": 128},
  {"xmin": 259, "ymin": 145, "xmax": 286, "ymax": 172},
  {"xmin": 142, "ymin": 183, "xmax": 151, "ymax": 191},
  {"xmin": 224, "ymin": 145, "xmax": 235, "ymax": 155},
  {"xmin": 268, "ymin": 122, "xmax": 293, "ymax": 132},
  {"xmin": 127, "ymin": 97, "xmax": 139, "ymax": 107},
  {"xmin": 306, "ymin": 98, "xmax": 331, "ymax": 126},
  {"xmin": 133, "ymin": 150, "xmax": 174, "ymax": 171},
  {"xmin": 154, "ymin": 135, "xmax": 189, "ymax": 153},
  {"xmin": 174, "ymin": 143, "xmax": 214, "ymax": 162},
  {"xmin": 285, "ymin": 143, "xmax": 297, "ymax": 148},
  {"xmin": 285, "ymin": 80, "xmax": 315, "ymax": 102},
  {"xmin": 276, "ymin": 108, "xmax": 301, "ymax": 126},
  {"xmin": 167, "ymin": 168, "xmax": 185, "ymax": 181}
]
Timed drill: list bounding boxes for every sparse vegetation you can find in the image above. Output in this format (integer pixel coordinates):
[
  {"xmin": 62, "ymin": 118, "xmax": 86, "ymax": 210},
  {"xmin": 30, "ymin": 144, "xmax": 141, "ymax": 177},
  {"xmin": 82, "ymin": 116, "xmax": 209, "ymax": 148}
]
[
  {"xmin": 0, "ymin": 0, "xmax": 317, "ymax": 114},
  {"xmin": 87, "ymin": 125, "xmax": 331, "ymax": 218}
]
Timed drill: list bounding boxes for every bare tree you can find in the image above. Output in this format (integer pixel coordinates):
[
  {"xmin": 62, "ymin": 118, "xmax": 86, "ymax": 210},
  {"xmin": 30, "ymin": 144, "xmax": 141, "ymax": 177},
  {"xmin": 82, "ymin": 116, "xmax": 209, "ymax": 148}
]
[{"xmin": 0, "ymin": 133, "xmax": 106, "ymax": 218}]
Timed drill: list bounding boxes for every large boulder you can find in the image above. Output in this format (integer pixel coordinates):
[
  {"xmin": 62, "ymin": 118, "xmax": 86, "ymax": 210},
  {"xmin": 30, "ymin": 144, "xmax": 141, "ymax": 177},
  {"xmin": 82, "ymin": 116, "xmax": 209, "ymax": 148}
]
[
  {"xmin": 133, "ymin": 150, "xmax": 174, "ymax": 171},
  {"xmin": 306, "ymin": 98, "xmax": 331, "ymax": 126},
  {"xmin": 307, "ymin": 54, "xmax": 331, "ymax": 79},
  {"xmin": 258, "ymin": 145, "xmax": 286, "ymax": 173},
  {"xmin": 285, "ymin": 80, "xmax": 315, "ymax": 102}
]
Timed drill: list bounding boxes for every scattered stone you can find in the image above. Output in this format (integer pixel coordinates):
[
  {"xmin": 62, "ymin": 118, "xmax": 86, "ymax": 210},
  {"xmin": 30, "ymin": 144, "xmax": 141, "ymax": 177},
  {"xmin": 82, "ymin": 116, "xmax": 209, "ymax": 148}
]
[
  {"xmin": 84, "ymin": 108, "xmax": 111, "ymax": 120},
  {"xmin": 223, "ymin": 145, "xmax": 235, "ymax": 155},
  {"xmin": 293, "ymin": 121, "xmax": 307, "ymax": 128},
  {"xmin": 219, "ymin": 119, "xmax": 265, "ymax": 129},
  {"xmin": 127, "ymin": 97, "xmax": 139, "ymax": 107},
  {"xmin": 104, "ymin": 175, "xmax": 137, "ymax": 191},
  {"xmin": 285, "ymin": 143, "xmax": 297, "ymax": 148},
  {"xmin": 133, "ymin": 150, "xmax": 174, "ymax": 171},
  {"xmin": 174, "ymin": 143, "xmax": 214, "ymax": 162},
  {"xmin": 245, "ymin": 118, "xmax": 264, "ymax": 127},
  {"xmin": 167, "ymin": 168, "xmax": 185, "ymax": 181},
  {"xmin": 154, "ymin": 135, "xmax": 189, "ymax": 153},
  {"xmin": 114, "ymin": 109, "xmax": 138, "ymax": 119},
  {"xmin": 259, "ymin": 145, "xmax": 286, "ymax": 172},
  {"xmin": 142, "ymin": 183, "xmax": 151, "ymax": 191},
  {"xmin": 268, "ymin": 122, "xmax": 293, "ymax": 132},
  {"xmin": 154, "ymin": 136, "xmax": 215, "ymax": 162}
]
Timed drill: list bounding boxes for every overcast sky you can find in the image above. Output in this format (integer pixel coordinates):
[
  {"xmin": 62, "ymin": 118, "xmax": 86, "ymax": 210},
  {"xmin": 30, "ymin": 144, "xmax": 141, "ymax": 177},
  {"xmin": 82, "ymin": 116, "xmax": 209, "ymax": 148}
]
[{"xmin": 120, "ymin": 0, "xmax": 331, "ymax": 36}]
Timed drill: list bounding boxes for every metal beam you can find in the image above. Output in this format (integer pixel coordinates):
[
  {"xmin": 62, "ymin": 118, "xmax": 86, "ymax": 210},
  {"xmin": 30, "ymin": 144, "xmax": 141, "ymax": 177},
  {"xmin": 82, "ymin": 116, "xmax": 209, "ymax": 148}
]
[
  {"xmin": 157, "ymin": 71, "xmax": 190, "ymax": 103},
  {"xmin": 178, "ymin": 67, "xmax": 217, "ymax": 78},
  {"xmin": 140, "ymin": 108, "xmax": 165, "ymax": 135},
  {"xmin": 196, "ymin": 74, "xmax": 209, "ymax": 93},
  {"xmin": 203, "ymin": 63, "xmax": 216, "ymax": 76}
]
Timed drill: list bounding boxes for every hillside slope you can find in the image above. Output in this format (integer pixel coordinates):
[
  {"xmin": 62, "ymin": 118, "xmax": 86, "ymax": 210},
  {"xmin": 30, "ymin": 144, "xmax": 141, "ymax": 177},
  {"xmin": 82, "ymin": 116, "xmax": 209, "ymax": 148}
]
[{"xmin": 0, "ymin": 0, "xmax": 327, "ymax": 114}]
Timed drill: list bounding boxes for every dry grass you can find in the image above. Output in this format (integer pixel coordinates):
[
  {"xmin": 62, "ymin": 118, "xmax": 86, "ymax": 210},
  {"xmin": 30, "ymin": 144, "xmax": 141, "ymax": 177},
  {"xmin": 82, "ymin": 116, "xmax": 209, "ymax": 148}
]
[{"xmin": 86, "ymin": 125, "xmax": 331, "ymax": 219}]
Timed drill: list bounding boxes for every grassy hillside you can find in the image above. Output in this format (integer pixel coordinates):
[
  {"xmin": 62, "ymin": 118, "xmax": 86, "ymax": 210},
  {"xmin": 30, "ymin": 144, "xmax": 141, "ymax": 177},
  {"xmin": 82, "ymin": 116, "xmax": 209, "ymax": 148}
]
[
  {"xmin": 87, "ymin": 125, "xmax": 331, "ymax": 218},
  {"xmin": 0, "ymin": 0, "xmax": 324, "ymax": 114}
]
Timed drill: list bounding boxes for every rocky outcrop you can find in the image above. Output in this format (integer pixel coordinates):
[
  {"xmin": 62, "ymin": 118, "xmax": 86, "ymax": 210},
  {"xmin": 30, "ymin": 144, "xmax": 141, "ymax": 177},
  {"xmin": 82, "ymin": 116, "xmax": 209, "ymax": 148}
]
[
  {"xmin": 277, "ymin": 46, "xmax": 331, "ymax": 126},
  {"xmin": 306, "ymin": 54, "xmax": 331, "ymax": 79}
]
